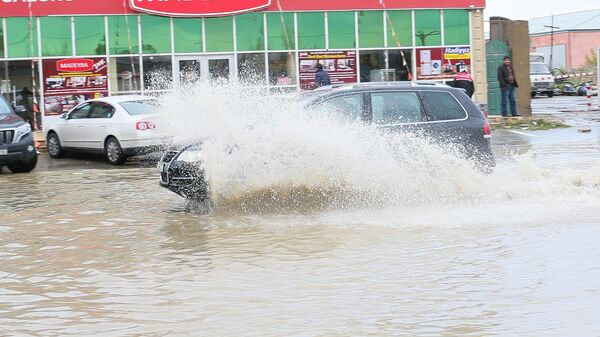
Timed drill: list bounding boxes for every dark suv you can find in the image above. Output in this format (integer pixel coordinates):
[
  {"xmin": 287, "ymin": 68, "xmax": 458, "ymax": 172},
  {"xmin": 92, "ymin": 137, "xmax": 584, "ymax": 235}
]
[
  {"xmin": 158, "ymin": 82, "xmax": 494, "ymax": 200},
  {"xmin": 0, "ymin": 97, "xmax": 38, "ymax": 173}
]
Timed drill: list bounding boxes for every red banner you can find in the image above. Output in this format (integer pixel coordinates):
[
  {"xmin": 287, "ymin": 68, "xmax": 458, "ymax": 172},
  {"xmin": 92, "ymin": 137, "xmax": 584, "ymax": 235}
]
[
  {"xmin": 43, "ymin": 58, "xmax": 108, "ymax": 116},
  {"xmin": 0, "ymin": 0, "xmax": 485, "ymax": 17},
  {"xmin": 299, "ymin": 51, "xmax": 357, "ymax": 90}
]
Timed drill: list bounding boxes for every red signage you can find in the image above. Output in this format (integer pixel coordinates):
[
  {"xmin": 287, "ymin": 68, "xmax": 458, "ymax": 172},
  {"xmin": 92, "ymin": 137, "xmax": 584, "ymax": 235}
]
[
  {"xmin": 130, "ymin": 0, "xmax": 271, "ymax": 17},
  {"xmin": 43, "ymin": 58, "xmax": 108, "ymax": 116},
  {"xmin": 56, "ymin": 59, "xmax": 95, "ymax": 73},
  {"xmin": 0, "ymin": 0, "xmax": 485, "ymax": 17},
  {"xmin": 299, "ymin": 51, "xmax": 357, "ymax": 90}
]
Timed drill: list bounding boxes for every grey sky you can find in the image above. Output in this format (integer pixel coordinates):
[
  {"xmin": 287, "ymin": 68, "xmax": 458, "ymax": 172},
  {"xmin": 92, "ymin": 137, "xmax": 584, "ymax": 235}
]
[{"xmin": 485, "ymin": 1, "xmax": 600, "ymax": 21}]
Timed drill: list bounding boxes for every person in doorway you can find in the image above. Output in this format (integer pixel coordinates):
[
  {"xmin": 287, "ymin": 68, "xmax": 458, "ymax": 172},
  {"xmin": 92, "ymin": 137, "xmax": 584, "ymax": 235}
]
[
  {"xmin": 453, "ymin": 69, "xmax": 475, "ymax": 98},
  {"xmin": 497, "ymin": 56, "xmax": 520, "ymax": 117},
  {"xmin": 314, "ymin": 63, "xmax": 331, "ymax": 88}
]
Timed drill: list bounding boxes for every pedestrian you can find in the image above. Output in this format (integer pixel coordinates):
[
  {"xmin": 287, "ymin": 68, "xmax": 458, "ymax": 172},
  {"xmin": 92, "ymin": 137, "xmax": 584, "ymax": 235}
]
[
  {"xmin": 453, "ymin": 69, "xmax": 474, "ymax": 98},
  {"xmin": 497, "ymin": 56, "xmax": 520, "ymax": 117},
  {"xmin": 314, "ymin": 63, "xmax": 331, "ymax": 88}
]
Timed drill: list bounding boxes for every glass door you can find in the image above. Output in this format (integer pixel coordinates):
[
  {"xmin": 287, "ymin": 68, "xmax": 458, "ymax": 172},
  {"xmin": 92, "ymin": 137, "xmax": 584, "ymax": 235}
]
[{"xmin": 174, "ymin": 55, "xmax": 235, "ymax": 87}]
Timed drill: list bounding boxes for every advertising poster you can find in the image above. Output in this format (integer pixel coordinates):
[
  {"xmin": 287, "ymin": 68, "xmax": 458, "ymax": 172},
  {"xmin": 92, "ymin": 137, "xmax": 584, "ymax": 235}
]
[
  {"xmin": 416, "ymin": 46, "xmax": 471, "ymax": 80},
  {"xmin": 43, "ymin": 58, "xmax": 108, "ymax": 116},
  {"xmin": 299, "ymin": 51, "xmax": 357, "ymax": 90}
]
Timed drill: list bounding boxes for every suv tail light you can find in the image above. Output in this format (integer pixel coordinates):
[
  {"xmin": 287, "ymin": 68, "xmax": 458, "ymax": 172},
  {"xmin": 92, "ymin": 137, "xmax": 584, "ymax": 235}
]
[
  {"xmin": 483, "ymin": 122, "xmax": 492, "ymax": 139},
  {"xmin": 136, "ymin": 121, "xmax": 156, "ymax": 131}
]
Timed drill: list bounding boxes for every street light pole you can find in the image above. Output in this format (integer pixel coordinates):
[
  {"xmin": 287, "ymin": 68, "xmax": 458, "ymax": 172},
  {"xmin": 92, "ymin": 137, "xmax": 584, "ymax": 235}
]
[{"xmin": 544, "ymin": 15, "xmax": 560, "ymax": 70}]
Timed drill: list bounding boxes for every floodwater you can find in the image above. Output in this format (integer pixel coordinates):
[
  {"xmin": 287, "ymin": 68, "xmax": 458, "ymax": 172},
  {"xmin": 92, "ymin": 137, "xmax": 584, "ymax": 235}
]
[{"xmin": 2, "ymin": 91, "xmax": 600, "ymax": 336}]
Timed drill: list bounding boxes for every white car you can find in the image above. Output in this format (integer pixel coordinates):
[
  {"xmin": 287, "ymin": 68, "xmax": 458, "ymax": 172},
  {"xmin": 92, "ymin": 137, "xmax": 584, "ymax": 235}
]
[{"xmin": 45, "ymin": 95, "xmax": 169, "ymax": 165}]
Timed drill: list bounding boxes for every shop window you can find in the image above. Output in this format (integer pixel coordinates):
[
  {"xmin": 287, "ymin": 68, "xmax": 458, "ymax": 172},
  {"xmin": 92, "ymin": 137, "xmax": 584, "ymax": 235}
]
[
  {"xmin": 1, "ymin": 61, "xmax": 41, "ymax": 128},
  {"xmin": 358, "ymin": 11, "xmax": 384, "ymax": 48},
  {"xmin": 268, "ymin": 52, "xmax": 297, "ymax": 86},
  {"xmin": 6, "ymin": 17, "xmax": 39, "ymax": 58},
  {"xmin": 359, "ymin": 50, "xmax": 412, "ymax": 83},
  {"xmin": 41, "ymin": 17, "xmax": 72, "ymax": 57},
  {"xmin": 328, "ymin": 12, "xmax": 355, "ymax": 49},
  {"xmin": 236, "ymin": 13, "xmax": 265, "ymax": 52},
  {"xmin": 173, "ymin": 18, "xmax": 203, "ymax": 53},
  {"xmin": 444, "ymin": 10, "xmax": 470, "ymax": 46},
  {"xmin": 238, "ymin": 53, "xmax": 266, "ymax": 85},
  {"xmin": 297, "ymin": 12, "xmax": 325, "ymax": 50},
  {"xmin": 141, "ymin": 16, "xmax": 171, "ymax": 54},
  {"xmin": 205, "ymin": 17, "xmax": 233, "ymax": 52},
  {"xmin": 109, "ymin": 57, "xmax": 141, "ymax": 93},
  {"xmin": 75, "ymin": 16, "xmax": 106, "ymax": 56},
  {"xmin": 143, "ymin": 56, "xmax": 172, "ymax": 91},
  {"xmin": 266, "ymin": 12, "xmax": 294, "ymax": 50},
  {"xmin": 415, "ymin": 10, "xmax": 441, "ymax": 46},
  {"xmin": 386, "ymin": 11, "xmax": 412, "ymax": 48},
  {"xmin": 108, "ymin": 16, "xmax": 139, "ymax": 55}
]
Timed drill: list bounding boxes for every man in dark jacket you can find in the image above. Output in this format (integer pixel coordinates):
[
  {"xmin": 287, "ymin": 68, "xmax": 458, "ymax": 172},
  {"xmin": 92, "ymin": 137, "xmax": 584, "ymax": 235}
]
[
  {"xmin": 314, "ymin": 63, "xmax": 331, "ymax": 88},
  {"xmin": 497, "ymin": 56, "xmax": 520, "ymax": 117},
  {"xmin": 453, "ymin": 70, "xmax": 474, "ymax": 98}
]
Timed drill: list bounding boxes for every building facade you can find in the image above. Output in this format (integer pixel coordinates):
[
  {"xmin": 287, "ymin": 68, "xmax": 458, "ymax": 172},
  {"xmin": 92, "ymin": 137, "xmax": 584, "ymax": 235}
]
[
  {"xmin": 529, "ymin": 9, "xmax": 600, "ymax": 69},
  {"xmin": 0, "ymin": 0, "xmax": 486, "ymax": 127}
]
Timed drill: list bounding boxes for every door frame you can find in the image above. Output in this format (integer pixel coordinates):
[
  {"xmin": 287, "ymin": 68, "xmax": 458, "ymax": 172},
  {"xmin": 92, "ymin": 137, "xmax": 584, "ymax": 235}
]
[{"xmin": 173, "ymin": 54, "xmax": 236, "ymax": 87}]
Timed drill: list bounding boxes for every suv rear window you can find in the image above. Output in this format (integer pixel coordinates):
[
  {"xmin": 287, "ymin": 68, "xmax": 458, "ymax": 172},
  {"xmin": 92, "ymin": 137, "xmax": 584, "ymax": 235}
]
[
  {"xmin": 421, "ymin": 91, "xmax": 466, "ymax": 121},
  {"xmin": 371, "ymin": 91, "xmax": 423, "ymax": 124}
]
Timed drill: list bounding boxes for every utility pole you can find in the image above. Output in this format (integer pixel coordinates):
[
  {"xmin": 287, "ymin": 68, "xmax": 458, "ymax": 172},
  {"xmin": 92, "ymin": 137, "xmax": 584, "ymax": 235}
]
[{"xmin": 544, "ymin": 15, "xmax": 560, "ymax": 70}]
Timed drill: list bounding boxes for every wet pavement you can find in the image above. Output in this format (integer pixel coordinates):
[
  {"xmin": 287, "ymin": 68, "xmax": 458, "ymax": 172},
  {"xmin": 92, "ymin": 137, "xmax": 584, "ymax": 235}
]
[{"xmin": 2, "ymin": 96, "xmax": 600, "ymax": 336}]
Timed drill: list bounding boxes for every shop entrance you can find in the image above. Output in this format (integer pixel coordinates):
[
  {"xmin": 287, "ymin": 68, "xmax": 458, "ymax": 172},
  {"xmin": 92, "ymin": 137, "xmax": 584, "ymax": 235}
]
[{"xmin": 174, "ymin": 55, "xmax": 235, "ymax": 87}]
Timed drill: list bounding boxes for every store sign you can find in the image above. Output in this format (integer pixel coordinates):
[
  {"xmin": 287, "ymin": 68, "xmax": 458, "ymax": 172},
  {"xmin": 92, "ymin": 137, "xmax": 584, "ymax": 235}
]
[
  {"xmin": 129, "ymin": 0, "xmax": 271, "ymax": 17},
  {"xmin": 417, "ymin": 47, "xmax": 471, "ymax": 80},
  {"xmin": 443, "ymin": 47, "xmax": 471, "ymax": 60},
  {"xmin": 43, "ymin": 58, "xmax": 108, "ymax": 116},
  {"xmin": 56, "ymin": 59, "xmax": 95, "ymax": 73},
  {"xmin": 0, "ymin": 0, "xmax": 485, "ymax": 17},
  {"xmin": 298, "ymin": 51, "xmax": 357, "ymax": 90}
]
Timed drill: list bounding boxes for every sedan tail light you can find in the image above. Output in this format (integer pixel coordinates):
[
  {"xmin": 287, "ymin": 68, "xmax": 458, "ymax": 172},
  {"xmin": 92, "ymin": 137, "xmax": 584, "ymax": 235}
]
[
  {"xmin": 136, "ymin": 121, "xmax": 156, "ymax": 131},
  {"xmin": 483, "ymin": 122, "xmax": 492, "ymax": 139}
]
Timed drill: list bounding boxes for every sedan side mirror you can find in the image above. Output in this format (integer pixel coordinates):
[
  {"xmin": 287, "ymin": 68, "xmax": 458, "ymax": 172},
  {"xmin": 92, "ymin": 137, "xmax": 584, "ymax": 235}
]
[
  {"xmin": 61, "ymin": 113, "xmax": 68, "ymax": 119},
  {"xmin": 13, "ymin": 105, "xmax": 27, "ymax": 114}
]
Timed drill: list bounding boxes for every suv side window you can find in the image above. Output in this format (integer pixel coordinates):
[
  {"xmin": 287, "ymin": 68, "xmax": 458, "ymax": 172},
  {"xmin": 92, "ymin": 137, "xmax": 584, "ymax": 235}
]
[
  {"xmin": 89, "ymin": 102, "xmax": 115, "ymax": 119},
  {"xmin": 371, "ymin": 91, "xmax": 423, "ymax": 124},
  {"xmin": 309, "ymin": 94, "xmax": 364, "ymax": 124},
  {"xmin": 69, "ymin": 103, "xmax": 91, "ymax": 119},
  {"xmin": 421, "ymin": 91, "xmax": 467, "ymax": 121}
]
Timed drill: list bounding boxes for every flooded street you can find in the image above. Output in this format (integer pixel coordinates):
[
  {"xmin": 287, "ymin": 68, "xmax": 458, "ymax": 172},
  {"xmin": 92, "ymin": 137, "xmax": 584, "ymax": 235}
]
[{"xmin": 2, "ymin": 97, "xmax": 600, "ymax": 335}]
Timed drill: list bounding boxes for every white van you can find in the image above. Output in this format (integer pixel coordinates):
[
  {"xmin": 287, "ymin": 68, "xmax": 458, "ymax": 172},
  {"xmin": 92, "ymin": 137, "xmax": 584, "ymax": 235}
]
[{"xmin": 530, "ymin": 53, "xmax": 555, "ymax": 97}]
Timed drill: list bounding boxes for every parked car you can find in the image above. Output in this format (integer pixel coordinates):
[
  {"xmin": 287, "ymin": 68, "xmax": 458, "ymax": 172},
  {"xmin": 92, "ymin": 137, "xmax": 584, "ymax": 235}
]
[
  {"xmin": 157, "ymin": 82, "xmax": 495, "ymax": 201},
  {"xmin": 44, "ymin": 95, "xmax": 168, "ymax": 165},
  {"xmin": 0, "ymin": 97, "xmax": 37, "ymax": 173}
]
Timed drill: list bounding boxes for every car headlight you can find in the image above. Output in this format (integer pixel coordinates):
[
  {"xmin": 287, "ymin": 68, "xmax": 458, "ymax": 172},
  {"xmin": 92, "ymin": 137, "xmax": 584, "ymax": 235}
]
[
  {"xmin": 15, "ymin": 123, "xmax": 32, "ymax": 143},
  {"xmin": 177, "ymin": 149, "xmax": 203, "ymax": 163}
]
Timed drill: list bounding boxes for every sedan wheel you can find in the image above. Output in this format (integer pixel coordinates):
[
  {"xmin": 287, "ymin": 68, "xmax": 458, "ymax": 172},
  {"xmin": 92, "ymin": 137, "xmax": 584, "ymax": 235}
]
[
  {"xmin": 105, "ymin": 137, "xmax": 126, "ymax": 165},
  {"xmin": 47, "ymin": 133, "xmax": 64, "ymax": 158}
]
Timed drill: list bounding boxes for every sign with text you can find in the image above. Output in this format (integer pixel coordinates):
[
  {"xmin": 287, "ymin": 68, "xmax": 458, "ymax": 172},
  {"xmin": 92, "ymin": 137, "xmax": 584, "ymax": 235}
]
[
  {"xmin": 130, "ymin": 0, "xmax": 271, "ymax": 17},
  {"xmin": 43, "ymin": 58, "xmax": 108, "ymax": 116},
  {"xmin": 0, "ymin": 0, "xmax": 485, "ymax": 17},
  {"xmin": 299, "ymin": 51, "xmax": 357, "ymax": 90},
  {"xmin": 416, "ymin": 47, "xmax": 471, "ymax": 80}
]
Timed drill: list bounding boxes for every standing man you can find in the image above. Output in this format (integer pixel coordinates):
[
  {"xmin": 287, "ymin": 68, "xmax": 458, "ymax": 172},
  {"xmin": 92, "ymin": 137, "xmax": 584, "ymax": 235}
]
[
  {"xmin": 314, "ymin": 63, "xmax": 331, "ymax": 88},
  {"xmin": 497, "ymin": 56, "xmax": 520, "ymax": 117}
]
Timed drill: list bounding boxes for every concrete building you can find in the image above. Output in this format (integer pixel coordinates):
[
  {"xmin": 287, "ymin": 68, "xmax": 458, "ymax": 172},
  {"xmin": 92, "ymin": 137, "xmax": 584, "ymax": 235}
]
[{"xmin": 529, "ymin": 9, "xmax": 600, "ymax": 69}]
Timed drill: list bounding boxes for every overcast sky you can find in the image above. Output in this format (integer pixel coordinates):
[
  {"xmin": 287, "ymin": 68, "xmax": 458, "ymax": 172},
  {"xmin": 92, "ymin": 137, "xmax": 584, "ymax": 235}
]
[{"xmin": 485, "ymin": 0, "xmax": 600, "ymax": 21}]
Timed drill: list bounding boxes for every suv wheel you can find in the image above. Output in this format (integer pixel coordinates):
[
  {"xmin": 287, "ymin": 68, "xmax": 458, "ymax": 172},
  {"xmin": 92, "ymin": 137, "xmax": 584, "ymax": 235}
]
[
  {"xmin": 8, "ymin": 155, "xmax": 37, "ymax": 173},
  {"xmin": 47, "ymin": 132, "xmax": 64, "ymax": 158},
  {"xmin": 105, "ymin": 137, "xmax": 126, "ymax": 165}
]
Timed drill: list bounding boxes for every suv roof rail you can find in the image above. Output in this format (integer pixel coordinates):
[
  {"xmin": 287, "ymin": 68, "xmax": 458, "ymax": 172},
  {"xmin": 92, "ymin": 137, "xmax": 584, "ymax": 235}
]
[{"xmin": 314, "ymin": 81, "xmax": 452, "ymax": 92}]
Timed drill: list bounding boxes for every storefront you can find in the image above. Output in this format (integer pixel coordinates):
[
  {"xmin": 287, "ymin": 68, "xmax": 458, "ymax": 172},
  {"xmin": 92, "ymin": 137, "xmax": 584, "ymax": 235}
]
[{"xmin": 0, "ymin": 0, "xmax": 486, "ymax": 127}]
